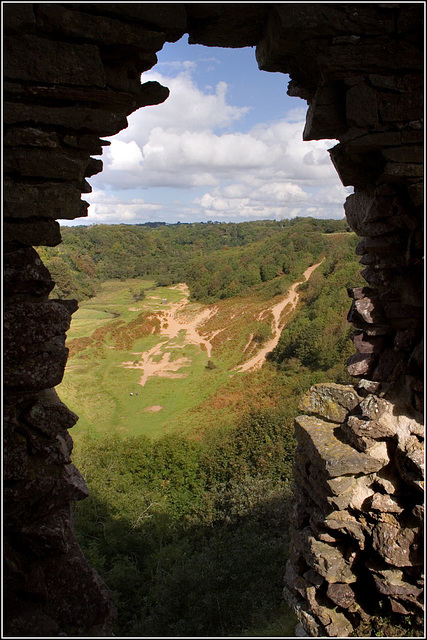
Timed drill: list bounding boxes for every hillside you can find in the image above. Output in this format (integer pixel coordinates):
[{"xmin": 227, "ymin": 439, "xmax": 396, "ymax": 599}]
[
  {"xmin": 50, "ymin": 220, "xmax": 365, "ymax": 637},
  {"xmin": 38, "ymin": 217, "xmax": 350, "ymax": 302}
]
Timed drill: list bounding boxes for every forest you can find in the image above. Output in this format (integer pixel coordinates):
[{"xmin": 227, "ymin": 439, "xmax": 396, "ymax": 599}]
[
  {"xmin": 39, "ymin": 217, "xmax": 350, "ymax": 302},
  {"xmin": 47, "ymin": 218, "xmax": 393, "ymax": 637}
]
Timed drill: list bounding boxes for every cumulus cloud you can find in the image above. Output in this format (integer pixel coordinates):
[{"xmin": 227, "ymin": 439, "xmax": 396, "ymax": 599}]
[
  {"xmin": 83, "ymin": 190, "xmax": 162, "ymax": 224},
  {"xmin": 84, "ymin": 62, "xmax": 348, "ymax": 223}
]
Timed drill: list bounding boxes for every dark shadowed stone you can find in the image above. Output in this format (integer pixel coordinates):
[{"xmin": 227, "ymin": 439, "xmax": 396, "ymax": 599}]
[
  {"xmin": 356, "ymin": 235, "xmax": 403, "ymax": 256},
  {"xmin": 137, "ymin": 80, "xmax": 170, "ymax": 107},
  {"xmin": 326, "ymin": 583, "xmax": 356, "ymax": 608},
  {"xmin": 345, "ymin": 131, "xmax": 401, "ymax": 151},
  {"xmin": 346, "ymin": 82, "xmax": 379, "ymax": 128},
  {"xmin": 4, "ymin": 301, "xmax": 72, "ymax": 358},
  {"xmin": 5, "ymin": 148, "xmax": 90, "ymax": 181},
  {"xmin": 353, "ymin": 332, "xmax": 385, "ymax": 354},
  {"xmin": 77, "ymin": 2, "xmax": 187, "ymax": 36},
  {"xmin": 382, "ymin": 162, "xmax": 423, "ymax": 179},
  {"xmin": 3, "ymin": 247, "xmax": 54, "ymax": 297},
  {"xmin": 4, "ymin": 127, "xmax": 60, "ymax": 148},
  {"xmin": 4, "ymin": 350, "xmax": 69, "ymax": 393},
  {"xmin": 41, "ymin": 538, "xmax": 116, "ymax": 633},
  {"xmin": 25, "ymin": 388, "xmax": 79, "ymax": 437},
  {"xmin": 347, "ymin": 286, "xmax": 378, "ymax": 301},
  {"xmin": 84, "ymin": 157, "xmax": 103, "ymax": 178},
  {"xmin": 4, "ymin": 35, "xmax": 106, "ymax": 86},
  {"xmin": 299, "ymin": 383, "xmax": 362, "ymax": 423},
  {"xmin": 372, "ymin": 348, "xmax": 401, "ymax": 381},
  {"xmin": 3, "ymin": 3, "xmax": 36, "ymax": 32},
  {"xmin": 4, "ymin": 219, "xmax": 61, "ymax": 247},
  {"xmin": 188, "ymin": 4, "xmax": 269, "ymax": 47},
  {"xmin": 303, "ymin": 84, "xmax": 347, "ymax": 140},
  {"xmin": 4, "ymin": 179, "xmax": 84, "ymax": 220},
  {"xmin": 4, "ymin": 102, "xmax": 128, "ymax": 136},
  {"xmin": 294, "ymin": 415, "xmax": 385, "ymax": 478},
  {"xmin": 6, "ymin": 612, "xmax": 60, "ymax": 637},
  {"xmin": 4, "ymin": 430, "xmax": 28, "ymax": 482},
  {"xmin": 37, "ymin": 3, "xmax": 166, "ymax": 50},
  {"xmin": 382, "ymin": 146, "xmax": 423, "ymax": 163},
  {"xmin": 17, "ymin": 506, "xmax": 72, "ymax": 557},
  {"xmin": 407, "ymin": 182, "xmax": 423, "ymax": 207}
]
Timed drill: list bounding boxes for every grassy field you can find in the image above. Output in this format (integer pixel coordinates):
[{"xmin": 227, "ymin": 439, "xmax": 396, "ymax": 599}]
[{"xmin": 59, "ymin": 278, "xmax": 265, "ymax": 442}]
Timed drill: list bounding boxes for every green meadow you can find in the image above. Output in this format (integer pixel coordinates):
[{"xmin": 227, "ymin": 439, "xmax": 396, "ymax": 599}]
[{"xmin": 58, "ymin": 278, "xmax": 243, "ymax": 442}]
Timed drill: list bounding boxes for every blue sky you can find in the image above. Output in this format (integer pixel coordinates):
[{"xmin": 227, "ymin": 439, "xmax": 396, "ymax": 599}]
[{"xmin": 65, "ymin": 37, "xmax": 350, "ymax": 226}]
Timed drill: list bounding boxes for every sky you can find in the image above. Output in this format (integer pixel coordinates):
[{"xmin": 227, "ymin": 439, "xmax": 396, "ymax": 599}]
[{"xmin": 64, "ymin": 37, "xmax": 352, "ymax": 226}]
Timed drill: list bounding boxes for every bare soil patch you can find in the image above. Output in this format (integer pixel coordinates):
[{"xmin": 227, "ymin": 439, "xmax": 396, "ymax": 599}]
[{"xmin": 143, "ymin": 405, "xmax": 163, "ymax": 413}]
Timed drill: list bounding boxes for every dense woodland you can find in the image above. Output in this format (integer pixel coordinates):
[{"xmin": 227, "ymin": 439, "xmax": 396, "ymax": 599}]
[
  {"xmin": 48, "ymin": 218, "xmax": 379, "ymax": 636},
  {"xmin": 39, "ymin": 217, "xmax": 350, "ymax": 302}
]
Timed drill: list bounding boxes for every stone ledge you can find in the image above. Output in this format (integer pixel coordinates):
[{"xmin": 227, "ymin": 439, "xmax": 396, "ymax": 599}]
[{"xmin": 294, "ymin": 415, "xmax": 387, "ymax": 478}]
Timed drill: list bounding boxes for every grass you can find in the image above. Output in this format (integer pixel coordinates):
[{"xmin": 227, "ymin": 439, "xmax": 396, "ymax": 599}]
[
  {"xmin": 59, "ymin": 279, "xmax": 242, "ymax": 442},
  {"xmin": 59, "ymin": 274, "xmax": 308, "ymax": 444}
]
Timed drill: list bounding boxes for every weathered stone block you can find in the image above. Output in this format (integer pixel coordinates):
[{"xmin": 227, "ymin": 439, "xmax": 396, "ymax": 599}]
[
  {"xmin": 4, "ymin": 102, "xmax": 128, "ymax": 136},
  {"xmin": 295, "ymin": 527, "xmax": 357, "ymax": 584},
  {"xmin": 299, "ymin": 383, "xmax": 362, "ymax": 424},
  {"xmin": 370, "ymin": 493, "xmax": 404, "ymax": 514},
  {"xmin": 348, "ymin": 294, "xmax": 385, "ymax": 324},
  {"xmin": 3, "ymin": 247, "xmax": 54, "ymax": 297},
  {"xmin": 4, "ymin": 35, "xmax": 106, "ymax": 86},
  {"xmin": 347, "ymin": 352, "xmax": 378, "ymax": 377},
  {"xmin": 4, "ymin": 219, "xmax": 62, "ymax": 247},
  {"xmin": 4, "ymin": 300, "xmax": 72, "ymax": 362},
  {"xmin": 25, "ymin": 388, "xmax": 79, "ymax": 437},
  {"xmin": 356, "ymin": 234, "xmax": 403, "ymax": 256},
  {"xmin": 4, "ymin": 127, "xmax": 60, "ymax": 148},
  {"xmin": 294, "ymin": 415, "xmax": 385, "ymax": 478},
  {"xmin": 303, "ymin": 84, "xmax": 347, "ymax": 140},
  {"xmin": 4, "ymin": 180, "xmax": 84, "ymax": 220},
  {"xmin": 372, "ymin": 522, "xmax": 422, "ymax": 566},
  {"xmin": 5, "ymin": 148, "xmax": 90, "ymax": 181},
  {"xmin": 326, "ymin": 583, "xmax": 356, "ymax": 608}
]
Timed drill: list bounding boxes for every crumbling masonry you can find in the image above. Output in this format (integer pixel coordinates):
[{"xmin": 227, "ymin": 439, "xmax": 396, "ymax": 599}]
[{"xmin": 3, "ymin": 3, "xmax": 423, "ymax": 636}]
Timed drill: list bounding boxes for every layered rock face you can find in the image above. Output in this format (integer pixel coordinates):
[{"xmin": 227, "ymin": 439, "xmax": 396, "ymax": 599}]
[{"xmin": 3, "ymin": 3, "xmax": 423, "ymax": 636}]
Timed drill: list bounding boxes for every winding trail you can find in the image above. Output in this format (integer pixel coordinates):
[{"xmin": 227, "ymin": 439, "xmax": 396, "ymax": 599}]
[
  {"xmin": 121, "ymin": 284, "xmax": 217, "ymax": 387},
  {"xmin": 234, "ymin": 260, "xmax": 324, "ymax": 373}
]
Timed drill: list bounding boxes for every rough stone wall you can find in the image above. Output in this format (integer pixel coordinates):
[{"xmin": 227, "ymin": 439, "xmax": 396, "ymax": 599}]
[{"xmin": 3, "ymin": 3, "xmax": 423, "ymax": 636}]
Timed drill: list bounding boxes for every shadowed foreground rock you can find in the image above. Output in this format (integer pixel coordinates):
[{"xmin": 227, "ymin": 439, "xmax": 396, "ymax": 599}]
[{"xmin": 3, "ymin": 3, "xmax": 423, "ymax": 636}]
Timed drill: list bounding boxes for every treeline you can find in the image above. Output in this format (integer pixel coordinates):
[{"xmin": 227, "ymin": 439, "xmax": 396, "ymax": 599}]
[
  {"xmin": 73, "ymin": 407, "xmax": 297, "ymax": 637},
  {"xmin": 38, "ymin": 217, "xmax": 350, "ymax": 302}
]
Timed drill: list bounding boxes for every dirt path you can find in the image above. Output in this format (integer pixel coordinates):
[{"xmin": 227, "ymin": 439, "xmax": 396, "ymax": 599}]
[
  {"xmin": 120, "ymin": 284, "xmax": 217, "ymax": 387},
  {"xmin": 235, "ymin": 260, "xmax": 324, "ymax": 373}
]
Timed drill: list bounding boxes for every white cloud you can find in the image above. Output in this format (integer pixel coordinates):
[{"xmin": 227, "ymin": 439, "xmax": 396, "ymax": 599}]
[
  {"xmin": 83, "ymin": 190, "xmax": 162, "ymax": 224},
  {"xmin": 84, "ymin": 63, "xmax": 348, "ymax": 224}
]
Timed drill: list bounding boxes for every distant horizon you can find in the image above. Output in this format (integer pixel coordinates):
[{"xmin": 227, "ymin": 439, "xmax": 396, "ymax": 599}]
[
  {"xmin": 61, "ymin": 215, "xmax": 348, "ymax": 228},
  {"xmin": 62, "ymin": 38, "xmax": 351, "ymax": 227}
]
